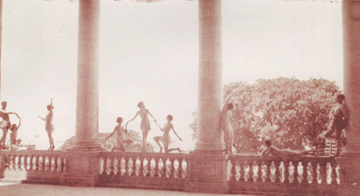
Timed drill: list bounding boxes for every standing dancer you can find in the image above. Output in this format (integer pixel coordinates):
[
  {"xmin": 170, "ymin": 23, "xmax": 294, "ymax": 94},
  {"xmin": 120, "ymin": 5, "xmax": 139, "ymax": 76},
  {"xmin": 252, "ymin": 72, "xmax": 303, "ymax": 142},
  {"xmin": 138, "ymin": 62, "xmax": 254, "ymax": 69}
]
[
  {"xmin": 126, "ymin": 101, "xmax": 157, "ymax": 152},
  {"xmin": 38, "ymin": 99, "xmax": 55, "ymax": 151},
  {"xmin": 153, "ymin": 115, "xmax": 182, "ymax": 153},
  {"xmin": 220, "ymin": 93, "xmax": 235, "ymax": 155}
]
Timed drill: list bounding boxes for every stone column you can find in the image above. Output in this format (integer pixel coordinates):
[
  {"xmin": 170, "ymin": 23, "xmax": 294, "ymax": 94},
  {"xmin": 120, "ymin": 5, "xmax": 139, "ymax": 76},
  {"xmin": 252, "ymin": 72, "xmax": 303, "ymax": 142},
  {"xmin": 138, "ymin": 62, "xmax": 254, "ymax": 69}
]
[
  {"xmin": 65, "ymin": 0, "xmax": 102, "ymax": 186},
  {"xmin": 0, "ymin": 0, "xmax": 2, "ymax": 100},
  {"xmin": 186, "ymin": 0, "xmax": 229, "ymax": 193},
  {"xmin": 339, "ymin": 0, "xmax": 360, "ymax": 194},
  {"xmin": 195, "ymin": 0, "xmax": 224, "ymax": 152},
  {"xmin": 72, "ymin": 0, "xmax": 102, "ymax": 150}
]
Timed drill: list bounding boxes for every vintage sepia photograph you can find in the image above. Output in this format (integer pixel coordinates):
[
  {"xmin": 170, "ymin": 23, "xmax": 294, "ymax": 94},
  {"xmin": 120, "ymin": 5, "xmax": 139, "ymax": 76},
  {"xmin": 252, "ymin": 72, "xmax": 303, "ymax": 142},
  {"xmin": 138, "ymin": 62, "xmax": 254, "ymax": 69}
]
[{"xmin": 0, "ymin": 0, "xmax": 359, "ymax": 195}]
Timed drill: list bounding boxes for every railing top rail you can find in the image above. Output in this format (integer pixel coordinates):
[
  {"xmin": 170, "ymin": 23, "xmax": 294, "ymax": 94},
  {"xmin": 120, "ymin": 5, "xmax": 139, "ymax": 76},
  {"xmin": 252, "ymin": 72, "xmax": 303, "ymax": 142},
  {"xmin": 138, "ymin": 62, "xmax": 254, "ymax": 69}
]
[
  {"xmin": 99, "ymin": 151, "xmax": 190, "ymax": 159},
  {"xmin": 0, "ymin": 150, "xmax": 67, "ymax": 156},
  {"xmin": 230, "ymin": 154, "xmax": 337, "ymax": 162}
]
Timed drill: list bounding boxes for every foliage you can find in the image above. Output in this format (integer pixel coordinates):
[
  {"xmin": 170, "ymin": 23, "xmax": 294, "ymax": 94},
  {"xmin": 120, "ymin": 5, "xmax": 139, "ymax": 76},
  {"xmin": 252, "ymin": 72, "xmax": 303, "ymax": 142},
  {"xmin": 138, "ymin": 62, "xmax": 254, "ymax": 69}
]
[
  {"xmin": 59, "ymin": 129, "xmax": 155, "ymax": 152},
  {"xmin": 190, "ymin": 77, "xmax": 341, "ymax": 153}
]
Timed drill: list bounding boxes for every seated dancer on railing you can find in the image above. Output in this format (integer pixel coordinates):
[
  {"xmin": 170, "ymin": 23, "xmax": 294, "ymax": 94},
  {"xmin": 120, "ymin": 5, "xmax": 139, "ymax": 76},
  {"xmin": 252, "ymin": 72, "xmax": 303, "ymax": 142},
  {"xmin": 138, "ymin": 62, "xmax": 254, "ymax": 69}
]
[
  {"xmin": 320, "ymin": 94, "xmax": 349, "ymax": 157},
  {"xmin": 0, "ymin": 101, "xmax": 18, "ymax": 149},
  {"xmin": 261, "ymin": 140, "xmax": 315, "ymax": 158},
  {"xmin": 153, "ymin": 115, "xmax": 182, "ymax": 153},
  {"xmin": 126, "ymin": 101, "xmax": 157, "ymax": 152},
  {"xmin": 220, "ymin": 93, "xmax": 235, "ymax": 155},
  {"xmin": 10, "ymin": 113, "xmax": 22, "ymax": 150},
  {"xmin": 38, "ymin": 98, "xmax": 55, "ymax": 151},
  {"xmin": 105, "ymin": 117, "xmax": 133, "ymax": 152}
]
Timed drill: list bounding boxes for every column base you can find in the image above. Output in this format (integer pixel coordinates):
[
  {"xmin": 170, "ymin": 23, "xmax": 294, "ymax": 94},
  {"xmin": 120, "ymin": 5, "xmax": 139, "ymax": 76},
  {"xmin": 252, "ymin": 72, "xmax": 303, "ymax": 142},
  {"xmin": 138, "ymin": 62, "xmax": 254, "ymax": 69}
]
[
  {"xmin": 185, "ymin": 152, "xmax": 230, "ymax": 194},
  {"xmin": 194, "ymin": 141, "xmax": 225, "ymax": 152},
  {"xmin": 69, "ymin": 140, "xmax": 104, "ymax": 151},
  {"xmin": 64, "ymin": 151, "xmax": 101, "ymax": 187}
]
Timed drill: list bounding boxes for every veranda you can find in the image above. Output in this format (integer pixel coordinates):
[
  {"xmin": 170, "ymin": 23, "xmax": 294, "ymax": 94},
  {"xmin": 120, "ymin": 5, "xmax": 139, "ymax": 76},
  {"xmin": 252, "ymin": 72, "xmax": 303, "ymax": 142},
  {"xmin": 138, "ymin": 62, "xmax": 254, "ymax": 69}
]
[{"xmin": 1, "ymin": 0, "xmax": 360, "ymax": 195}]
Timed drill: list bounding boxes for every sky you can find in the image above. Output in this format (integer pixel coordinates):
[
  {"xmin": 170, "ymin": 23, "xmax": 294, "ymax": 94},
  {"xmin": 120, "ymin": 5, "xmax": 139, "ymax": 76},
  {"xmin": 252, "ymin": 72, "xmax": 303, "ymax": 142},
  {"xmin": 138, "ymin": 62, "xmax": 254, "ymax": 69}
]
[{"xmin": 1, "ymin": 0, "xmax": 342, "ymax": 150}]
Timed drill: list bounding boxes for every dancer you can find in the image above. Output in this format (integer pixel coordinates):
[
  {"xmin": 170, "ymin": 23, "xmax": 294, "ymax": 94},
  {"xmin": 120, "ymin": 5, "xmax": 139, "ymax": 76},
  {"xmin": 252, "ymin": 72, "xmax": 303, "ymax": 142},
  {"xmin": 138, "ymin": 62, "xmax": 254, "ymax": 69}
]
[
  {"xmin": 220, "ymin": 93, "xmax": 235, "ymax": 154},
  {"xmin": 321, "ymin": 94, "xmax": 349, "ymax": 156},
  {"xmin": 10, "ymin": 113, "xmax": 22, "ymax": 150},
  {"xmin": 126, "ymin": 101, "xmax": 157, "ymax": 152},
  {"xmin": 261, "ymin": 140, "xmax": 315, "ymax": 158},
  {"xmin": 105, "ymin": 117, "xmax": 133, "ymax": 152},
  {"xmin": 153, "ymin": 115, "xmax": 182, "ymax": 153},
  {"xmin": 0, "ymin": 102, "xmax": 17, "ymax": 149},
  {"xmin": 38, "ymin": 99, "xmax": 55, "ymax": 151}
]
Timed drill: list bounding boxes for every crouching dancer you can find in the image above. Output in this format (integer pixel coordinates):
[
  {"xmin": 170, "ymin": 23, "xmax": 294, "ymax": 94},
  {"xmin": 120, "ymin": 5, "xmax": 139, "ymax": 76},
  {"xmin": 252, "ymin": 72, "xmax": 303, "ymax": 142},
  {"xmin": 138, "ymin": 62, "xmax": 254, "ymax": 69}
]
[{"xmin": 106, "ymin": 117, "xmax": 133, "ymax": 152}]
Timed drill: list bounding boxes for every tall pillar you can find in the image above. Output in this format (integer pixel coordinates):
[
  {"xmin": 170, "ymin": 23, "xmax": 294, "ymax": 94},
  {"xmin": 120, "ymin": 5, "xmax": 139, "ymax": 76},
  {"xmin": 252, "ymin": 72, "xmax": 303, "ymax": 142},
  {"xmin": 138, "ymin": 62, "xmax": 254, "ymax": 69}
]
[
  {"xmin": 65, "ymin": 0, "xmax": 102, "ymax": 186},
  {"xmin": 339, "ymin": 0, "xmax": 360, "ymax": 194},
  {"xmin": 0, "ymin": 0, "xmax": 2, "ymax": 100},
  {"xmin": 195, "ymin": 0, "xmax": 224, "ymax": 152},
  {"xmin": 72, "ymin": 0, "xmax": 101, "ymax": 150},
  {"xmin": 186, "ymin": 0, "xmax": 229, "ymax": 193}
]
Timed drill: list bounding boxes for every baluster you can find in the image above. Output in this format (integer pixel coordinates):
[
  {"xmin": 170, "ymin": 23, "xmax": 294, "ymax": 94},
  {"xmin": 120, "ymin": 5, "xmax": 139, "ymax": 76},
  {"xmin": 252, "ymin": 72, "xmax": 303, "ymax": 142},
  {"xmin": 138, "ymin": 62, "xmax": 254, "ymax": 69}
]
[
  {"xmin": 252, "ymin": 161, "xmax": 259, "ymax": 182},
  {"xmin": 124, "ymin": 157, "xmax": 130, "ymax": 176},
  {"xmin": 28, "ymin": 155, "xmax": 33, "ymax": 171},
  {"xmin": 269, "ymin": 161, "xmax": 276, "ymax": 182},
  {"xmin": 57, "ymin": 157, "xmax": 62, "ymax": 173},
  {"xmin": 178, "ymin": 158, "xmax": 183, "ymax": 178},
  {"xmin": 114, "ymin": 157, "xmax": 121, "ymax": 177},
  {"xmin": 63, "ymin": 158, "xmax": 67, "ymax": 173},
  {"xmin": 45, "ymin": 156, "xmax": 50, "ymax": 172},
  {"xmin": 33, "ymin": 156, "xmax": 38, "ymax": 171},
  {"xmin": 260, "ymin": 161, "xmax": 267, "ymax": 182},
  {"xmin": 308, "ymin": 162, "xmax": 316, "ymax": 184},
  {"xmin": 129, "ymin": 157, "xmax": 135, "ymax": 176},
  {"xmin": 120, "ymin": 157, "xmax": 126, "ymax": 176},
  {"xmin": 230, "ymin": 158, "xmax": 236, "ymax": 181},
  {"xmin": 159, "ymin": 158, "xmax": 166, "ymax": 177},
  {"xmin": 264, "ymin": 161, "xmax": 271, "ymax": 182},
  {"xmin": 274, "ymin": 161, "xmax": 281, "ymax": 183},
  {"xmin": 297, "ymin": 162, "xmax": 304, "ymax": 183},
  {"xmin": 23, "ymin": 155, "xmax": 28, "ymax": 171}
]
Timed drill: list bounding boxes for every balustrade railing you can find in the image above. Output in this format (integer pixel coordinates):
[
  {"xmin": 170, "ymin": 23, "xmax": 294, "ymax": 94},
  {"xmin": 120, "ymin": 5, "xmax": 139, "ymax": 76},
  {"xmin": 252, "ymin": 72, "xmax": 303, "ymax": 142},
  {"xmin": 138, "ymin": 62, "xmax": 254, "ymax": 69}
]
[
  {"xmin": 0, "ymin": 150, "xmax": 67, "ymax": 184},
  {"xmin": 0, "ymin": 150, "xmax": 343, "ymax": 195},
  {"xmin": 229, "ymin": 154, "xmax": 340, "ymax": 195},
  {"xmin": 99, "ymin": 152, "xmax": 188, "ymax": 191}
]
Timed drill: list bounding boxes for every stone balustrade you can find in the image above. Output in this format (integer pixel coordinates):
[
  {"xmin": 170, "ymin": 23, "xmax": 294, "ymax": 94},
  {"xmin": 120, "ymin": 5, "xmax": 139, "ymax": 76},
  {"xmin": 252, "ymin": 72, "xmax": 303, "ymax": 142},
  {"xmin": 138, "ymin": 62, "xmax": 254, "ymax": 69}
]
[
  {"xmin": 0, "ymin": 151, "xmax": 344, "ymax": 195},
  {"xmin": 0, "ymin": 150, "xmax": 67, "ymax": 184},
  {"xmin": 98, "ymin": 152, "xmax": 188, "ymax": 190},
  {"xmin": 229, "ymin": 154, "xmax": 340, "ymax": 195}
]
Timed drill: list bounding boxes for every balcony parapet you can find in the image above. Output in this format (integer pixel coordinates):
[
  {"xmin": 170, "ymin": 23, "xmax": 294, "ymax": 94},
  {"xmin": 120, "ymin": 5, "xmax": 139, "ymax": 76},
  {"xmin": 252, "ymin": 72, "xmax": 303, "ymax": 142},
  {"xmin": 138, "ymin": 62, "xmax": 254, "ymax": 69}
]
[{"xmin": 229, "ymin": 154, "xmax": 340, "ymax": 195}]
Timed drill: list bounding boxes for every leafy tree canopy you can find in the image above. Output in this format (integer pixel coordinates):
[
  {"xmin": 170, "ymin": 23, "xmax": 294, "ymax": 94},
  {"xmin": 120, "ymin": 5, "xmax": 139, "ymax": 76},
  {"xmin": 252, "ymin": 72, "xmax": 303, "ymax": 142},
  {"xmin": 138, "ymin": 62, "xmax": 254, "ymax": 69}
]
[{"xmin": 190, "ymin": 77, "xmax": 341, "ymax": 153}]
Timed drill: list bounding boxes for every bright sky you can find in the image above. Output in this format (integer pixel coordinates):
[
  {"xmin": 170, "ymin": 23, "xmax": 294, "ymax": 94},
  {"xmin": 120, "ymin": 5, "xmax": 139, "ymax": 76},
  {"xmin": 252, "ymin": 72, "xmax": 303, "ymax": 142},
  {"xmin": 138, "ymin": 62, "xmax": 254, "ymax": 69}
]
[{"xmin": 1, "ymin": 0, "xmax": 342, "ymax": 150}]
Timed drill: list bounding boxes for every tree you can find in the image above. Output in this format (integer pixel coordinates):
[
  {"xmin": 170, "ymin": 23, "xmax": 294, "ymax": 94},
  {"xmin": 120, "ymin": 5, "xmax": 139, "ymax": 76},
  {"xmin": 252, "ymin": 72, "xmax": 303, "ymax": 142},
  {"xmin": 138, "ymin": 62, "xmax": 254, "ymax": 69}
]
[
  {"xmin": 59, "ymin": 129, "xmax": 155, "ymax": 152},
  {"xmin": 190, "ymin": 77, "xmax": 341, "ymax": 153}
]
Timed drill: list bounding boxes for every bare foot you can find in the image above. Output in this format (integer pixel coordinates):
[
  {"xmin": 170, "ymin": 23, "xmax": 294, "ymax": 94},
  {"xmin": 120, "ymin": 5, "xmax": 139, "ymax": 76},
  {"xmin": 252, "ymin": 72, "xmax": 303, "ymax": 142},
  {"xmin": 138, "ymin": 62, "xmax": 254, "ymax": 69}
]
[{"xmin": 159, "ymin": 147, "xmax": 163, "ymax": 153}]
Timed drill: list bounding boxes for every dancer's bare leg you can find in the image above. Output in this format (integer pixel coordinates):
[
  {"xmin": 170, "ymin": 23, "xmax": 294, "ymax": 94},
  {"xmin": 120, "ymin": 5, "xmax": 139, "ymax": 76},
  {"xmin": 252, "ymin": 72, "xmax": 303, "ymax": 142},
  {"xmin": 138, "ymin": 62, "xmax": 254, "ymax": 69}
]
[{"xmin": 153, "ymin": 136, "xmax": 163, "ymax": 153}]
